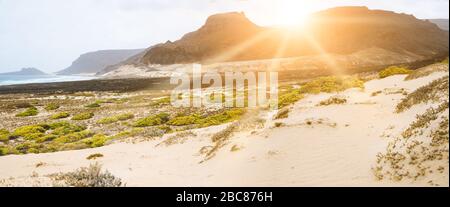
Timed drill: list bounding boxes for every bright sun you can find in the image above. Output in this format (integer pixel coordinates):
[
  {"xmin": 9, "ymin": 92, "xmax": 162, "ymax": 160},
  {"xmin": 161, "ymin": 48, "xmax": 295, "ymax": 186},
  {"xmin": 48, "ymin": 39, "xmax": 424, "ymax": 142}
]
[{"xmin": 275, "ymin": 0, "xmax": 315, "ymax": 26}]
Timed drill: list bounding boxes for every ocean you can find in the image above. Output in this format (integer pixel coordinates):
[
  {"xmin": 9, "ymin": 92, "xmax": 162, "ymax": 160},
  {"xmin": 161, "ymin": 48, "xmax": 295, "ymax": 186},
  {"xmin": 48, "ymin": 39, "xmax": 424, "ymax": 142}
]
[{"xmin": 0, "ymin": 75, "xmax": 97, "ymax": 86}]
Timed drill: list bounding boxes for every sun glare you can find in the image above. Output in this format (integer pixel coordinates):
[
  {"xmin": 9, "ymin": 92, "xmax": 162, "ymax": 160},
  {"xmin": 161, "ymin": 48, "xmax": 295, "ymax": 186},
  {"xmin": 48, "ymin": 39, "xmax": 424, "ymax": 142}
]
[{"xmin": 276, "ymin": 0, "xmax": 314, "ymax": 26}]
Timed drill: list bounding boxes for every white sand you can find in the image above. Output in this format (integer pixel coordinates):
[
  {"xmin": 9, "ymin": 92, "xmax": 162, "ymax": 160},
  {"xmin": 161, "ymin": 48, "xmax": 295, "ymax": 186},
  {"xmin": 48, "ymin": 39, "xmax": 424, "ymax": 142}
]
[{"xmin": 0, "ymin": 71, "xmax": 448, "ymax": 187}]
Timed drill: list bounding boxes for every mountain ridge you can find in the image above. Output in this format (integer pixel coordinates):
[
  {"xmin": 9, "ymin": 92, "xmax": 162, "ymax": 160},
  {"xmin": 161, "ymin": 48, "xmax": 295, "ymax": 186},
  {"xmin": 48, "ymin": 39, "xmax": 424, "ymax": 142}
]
[
  {"xmin": 100, "ymin": 7, "xmax": 449, "ymax": 75},
  {"xmin": 58, "ymin": 49, "xmax": 144, "ymax": 75}
]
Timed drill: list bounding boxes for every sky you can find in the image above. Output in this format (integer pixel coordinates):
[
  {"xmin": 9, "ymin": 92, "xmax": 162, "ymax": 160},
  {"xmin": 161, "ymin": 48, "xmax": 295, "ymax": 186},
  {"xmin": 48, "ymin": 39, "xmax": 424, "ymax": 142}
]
[{"xmin": 0, "ymin": 0, "xmax": 449, "ymax": 73}]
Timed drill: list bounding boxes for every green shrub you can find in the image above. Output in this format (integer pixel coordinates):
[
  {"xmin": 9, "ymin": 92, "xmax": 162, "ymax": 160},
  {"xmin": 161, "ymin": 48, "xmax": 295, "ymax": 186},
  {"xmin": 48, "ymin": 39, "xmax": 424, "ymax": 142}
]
[
  {"xmin": 167, "ymin": 114, "xmax": 201, "ymax": 126},
  {"xmin": 23, "ymin": 132, "xmax": 46, "ymax": 140},
  {"xmin": 72, "ymin": 112, "xmax": 94, "ymax": 120},
  {"xmin": 83, "ymin": 134, "xmax": 109, "ymax": 148},
  {"xmin": 196, "ymin": 109, "xmax": 245, "ymax": 127},
  {"xmin": 16, "ymin": 107, "xmax": 39, "ymax": 117},
  {"xmin": 53, "ymin": 130, "xmax": 94, "ymax": 144},
  {"xmin": 277, "ymin": 77, "xmax": 362, "ymax": 108},
  {"xmin": 0, "ymin": 146, "xmax": 8, "ymax": 155},
  {"xmin": 278, "ymin": 89, "xmax": 303, "ymax": 108},
  {"xmin": 35, "ymin": 134, "xmax": 58, "ymax": 143},
  {"xmin": 47, "ymin": 121, "xmax": 72, "ymax": 130},
  {"xmin": 158, "ymin": 125, "xmax": 172, "ymax": 133},
  {"xmin": 111, "ymin": 128, "xmax": 144, "ymax": 139},
  {"xmin": 51, "ymin": 112, "xmax": 70, "ymax": 119},
  {"xmin": 150, "ymin": 97, "xmax": 171, "ymax": 106},
  {"xmin": 97, "ymin": 117, "xmax": 117, "ymax": 125},
  {"xmin": 299, "ymin": 76, "xmax": 365, "ymax": 94},
  {"xmin": 13, "ymin": 125, "xmax": 47, "ymax": 138},
  {"xmin": 14, "ymin": 142, "xmax": 43, "ymax": 154},
  {"xmin": 379, "ymin": 66, "xmax": 412, "ymax": 78},
  {"xmin": 49, "ymin": 122, "xmax": 86, "ymax": 136},
  {"xmin": 0, "ymin": 129, "xmax": 10, "ymax": 142},
  {"xmin": 85, "ymin": 102, "xmax": 101, "ymax": 108},
  {"xmin": 116, "ymin": 113, "xmax": 134, "ymax": 121},
  {"xmin": 45, "ymin": 103, "xmax": 60, "ymax": 111},
  {"xmin": 97, "ymin": 113, "xmax": 134, "ymax": 124},
  {"xmin": 134, "ymin": 113, "xmax": 169, "ymax": 127}
]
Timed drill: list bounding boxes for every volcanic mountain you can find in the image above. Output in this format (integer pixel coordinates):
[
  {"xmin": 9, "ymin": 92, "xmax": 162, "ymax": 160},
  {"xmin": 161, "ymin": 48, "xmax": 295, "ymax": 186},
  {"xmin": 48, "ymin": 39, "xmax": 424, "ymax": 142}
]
[
  {"xmin": 100, "ymin": 7, "xmax": 449, "ymax": 75},
  {"xmin": 58, "ymin": 49, "xmax": 144, "ymax": 75}
]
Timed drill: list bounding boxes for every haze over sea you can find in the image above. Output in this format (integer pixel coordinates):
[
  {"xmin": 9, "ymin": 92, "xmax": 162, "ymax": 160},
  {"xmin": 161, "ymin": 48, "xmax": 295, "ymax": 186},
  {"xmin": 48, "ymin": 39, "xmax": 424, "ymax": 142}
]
[{"xmin": 0, "ymin": 75, "xmax": 97, "ymax": 86}]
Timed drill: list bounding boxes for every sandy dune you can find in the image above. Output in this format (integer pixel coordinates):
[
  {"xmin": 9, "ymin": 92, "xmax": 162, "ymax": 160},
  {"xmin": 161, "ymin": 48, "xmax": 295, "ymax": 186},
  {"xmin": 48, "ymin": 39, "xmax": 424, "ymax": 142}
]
[{"xmin": 0, "ymin": 70, "xmax": 448, "ymax": 187}]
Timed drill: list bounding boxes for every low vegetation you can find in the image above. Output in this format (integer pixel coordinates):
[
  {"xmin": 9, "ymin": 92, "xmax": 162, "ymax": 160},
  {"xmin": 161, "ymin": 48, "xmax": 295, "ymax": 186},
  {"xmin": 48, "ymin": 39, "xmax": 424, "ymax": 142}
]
[
  {"xmin": 150, "ymin": 97, "xmax": 171, "ymax": 107},
  {"xmin": 196, "ymin": 109, "xmax": 245, "ymax": 128},
  {"xmin": 379, "ymin": 66, "xmax": 411, "ymax": 78},
  {"xmin": 86, "ymin": 153, "xmax": 104, "ymax": 160},
  {"xmin": 82, "ymin": 134, "xmax": 109, "ymax": 148},
  {"xmin": 72, "ymin": 112, "xmax": 94, "ymax": 120},
  {"xmin": 44, "ymin": 103, "xmax": 60, "ymax": 111},
  {"xmin": 133, "ymin": 113, "xmax": 170, "ymax": 127},
  {"xmin": 16, "ymin": 107, "xmax": 39, "ymax": 117},
  {"xmin": 396, "ymin": 76, "xmax": 449, "ymax": 113},
  {"xmin": 230, "ymin": 145, "xmax": 241, "ymax": 152},
  {"xmin": 51, "ymin": 163, "xmax": 123, "ymax": 187},
  {"xmin": 402, "ymin": 102, "xmax": 448, "ymax": 139},
  {"xmin": 278, "ymin": 89, "xmax": 303, "ymax": 109},
  {"xmin": 274, "ymin": 122, "xmax": 284, "ymax": 128},
  {"xmin": 371, "ymin": 90, "xmax": 382, "ymax": 97},
  {"xmin": 274, "ymin": 108, "xmax": 289, "ymax": 119},
  {"xmin": 0, "ymin": 129, "xmax": 10, "ymax": 142},
  {"xmin": 299, "ymin": 76, "xmax": 364, "ymax": 94},
  {"xmin": 85, "ymin": 102, "xmax": 101, "ymax": 108},
  {"xmin": 0, "ymin": 121, "xmax": 115, "ymax": 156},
  {"xmin": 374, "ymin": 105, "xmax": 449, "ymax": 184},
  {"xmin": 201, "ymin": 122, "xmax": 239, "ymax": 163},
  {"xmin": 97, "ymin": 113, "xmax": 134, "ymax": 124},
  {"xmin": 318, "ymin": 96, "xmax": 347, "ymax": 106},
  {"xmin": 374, "ymin": 71, "xmax": 449, "ymax": 184},
  {"xmin": 405, "ymin": 63, "xmax": 449, "ymax": 80},
  {"xmin": 278, "ymin": 76, "xmax": 364, "ymax": 108},
  {"xmin": 158, "ymin": 131, "xmax": 196, "ymax": 147},
  {"xmin": 110, "ymin": 128, "xmax": 144, "ymax": 140},
  {"xmin": 0, "ymin": 146, "xmax": 8, "ymax": 156},
  {"xmin": 167, "ymin": 114, "xmax": 201, "ymax": 126},
  {"xmin": 51, "ymin": 112, "xmax": 70, "ymax": 120}
]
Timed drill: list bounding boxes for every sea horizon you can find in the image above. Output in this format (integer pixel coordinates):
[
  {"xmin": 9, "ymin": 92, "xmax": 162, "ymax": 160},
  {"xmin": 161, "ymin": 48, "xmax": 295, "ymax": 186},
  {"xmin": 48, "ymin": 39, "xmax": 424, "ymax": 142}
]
[{"xmin": 0, "ymin": 74, "xmax": 97, "ymax": 86}]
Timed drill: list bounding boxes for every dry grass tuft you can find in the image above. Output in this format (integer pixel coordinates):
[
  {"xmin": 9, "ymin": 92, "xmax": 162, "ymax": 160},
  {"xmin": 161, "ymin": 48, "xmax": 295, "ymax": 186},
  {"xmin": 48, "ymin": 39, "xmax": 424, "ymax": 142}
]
[
  {"xmin": 86, "ymin": 153, "xmax": 104, "ymax": 160},
  {"xmin": 405, "ymin": 63, "xmax": 448, "ymax": 81},
  {"xmin": 51, "ymin": 163, "xmax": 123, "ymax": 187},
  {"xmin": 396, "ymin": 76, "xmax": 449, "ymax": 113},
  {"xmin": 318, "ymin": 96, "xmax": 347, "ymax": 106}
]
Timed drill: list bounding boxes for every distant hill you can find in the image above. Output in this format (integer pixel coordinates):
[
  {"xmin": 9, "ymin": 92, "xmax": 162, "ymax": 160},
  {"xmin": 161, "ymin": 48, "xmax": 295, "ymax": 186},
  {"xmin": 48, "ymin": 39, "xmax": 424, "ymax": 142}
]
[
  {"xmin": 103, "ymin": 6, "xmax": 448, "ymax": 73},
  {"xmin": 97, "ymin": 48, "xmax": 152, "ymax": 75},
  {"xmin": 0, "ymin": 68, "xmax": 47, "ymax": 76},
  {"xmin": 57, "ymin": 49, "xmax": 144, "ymax": 75},
  {"xmin": 428, "ymin": 19, "xmax": 449, "ymax": 31}
]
